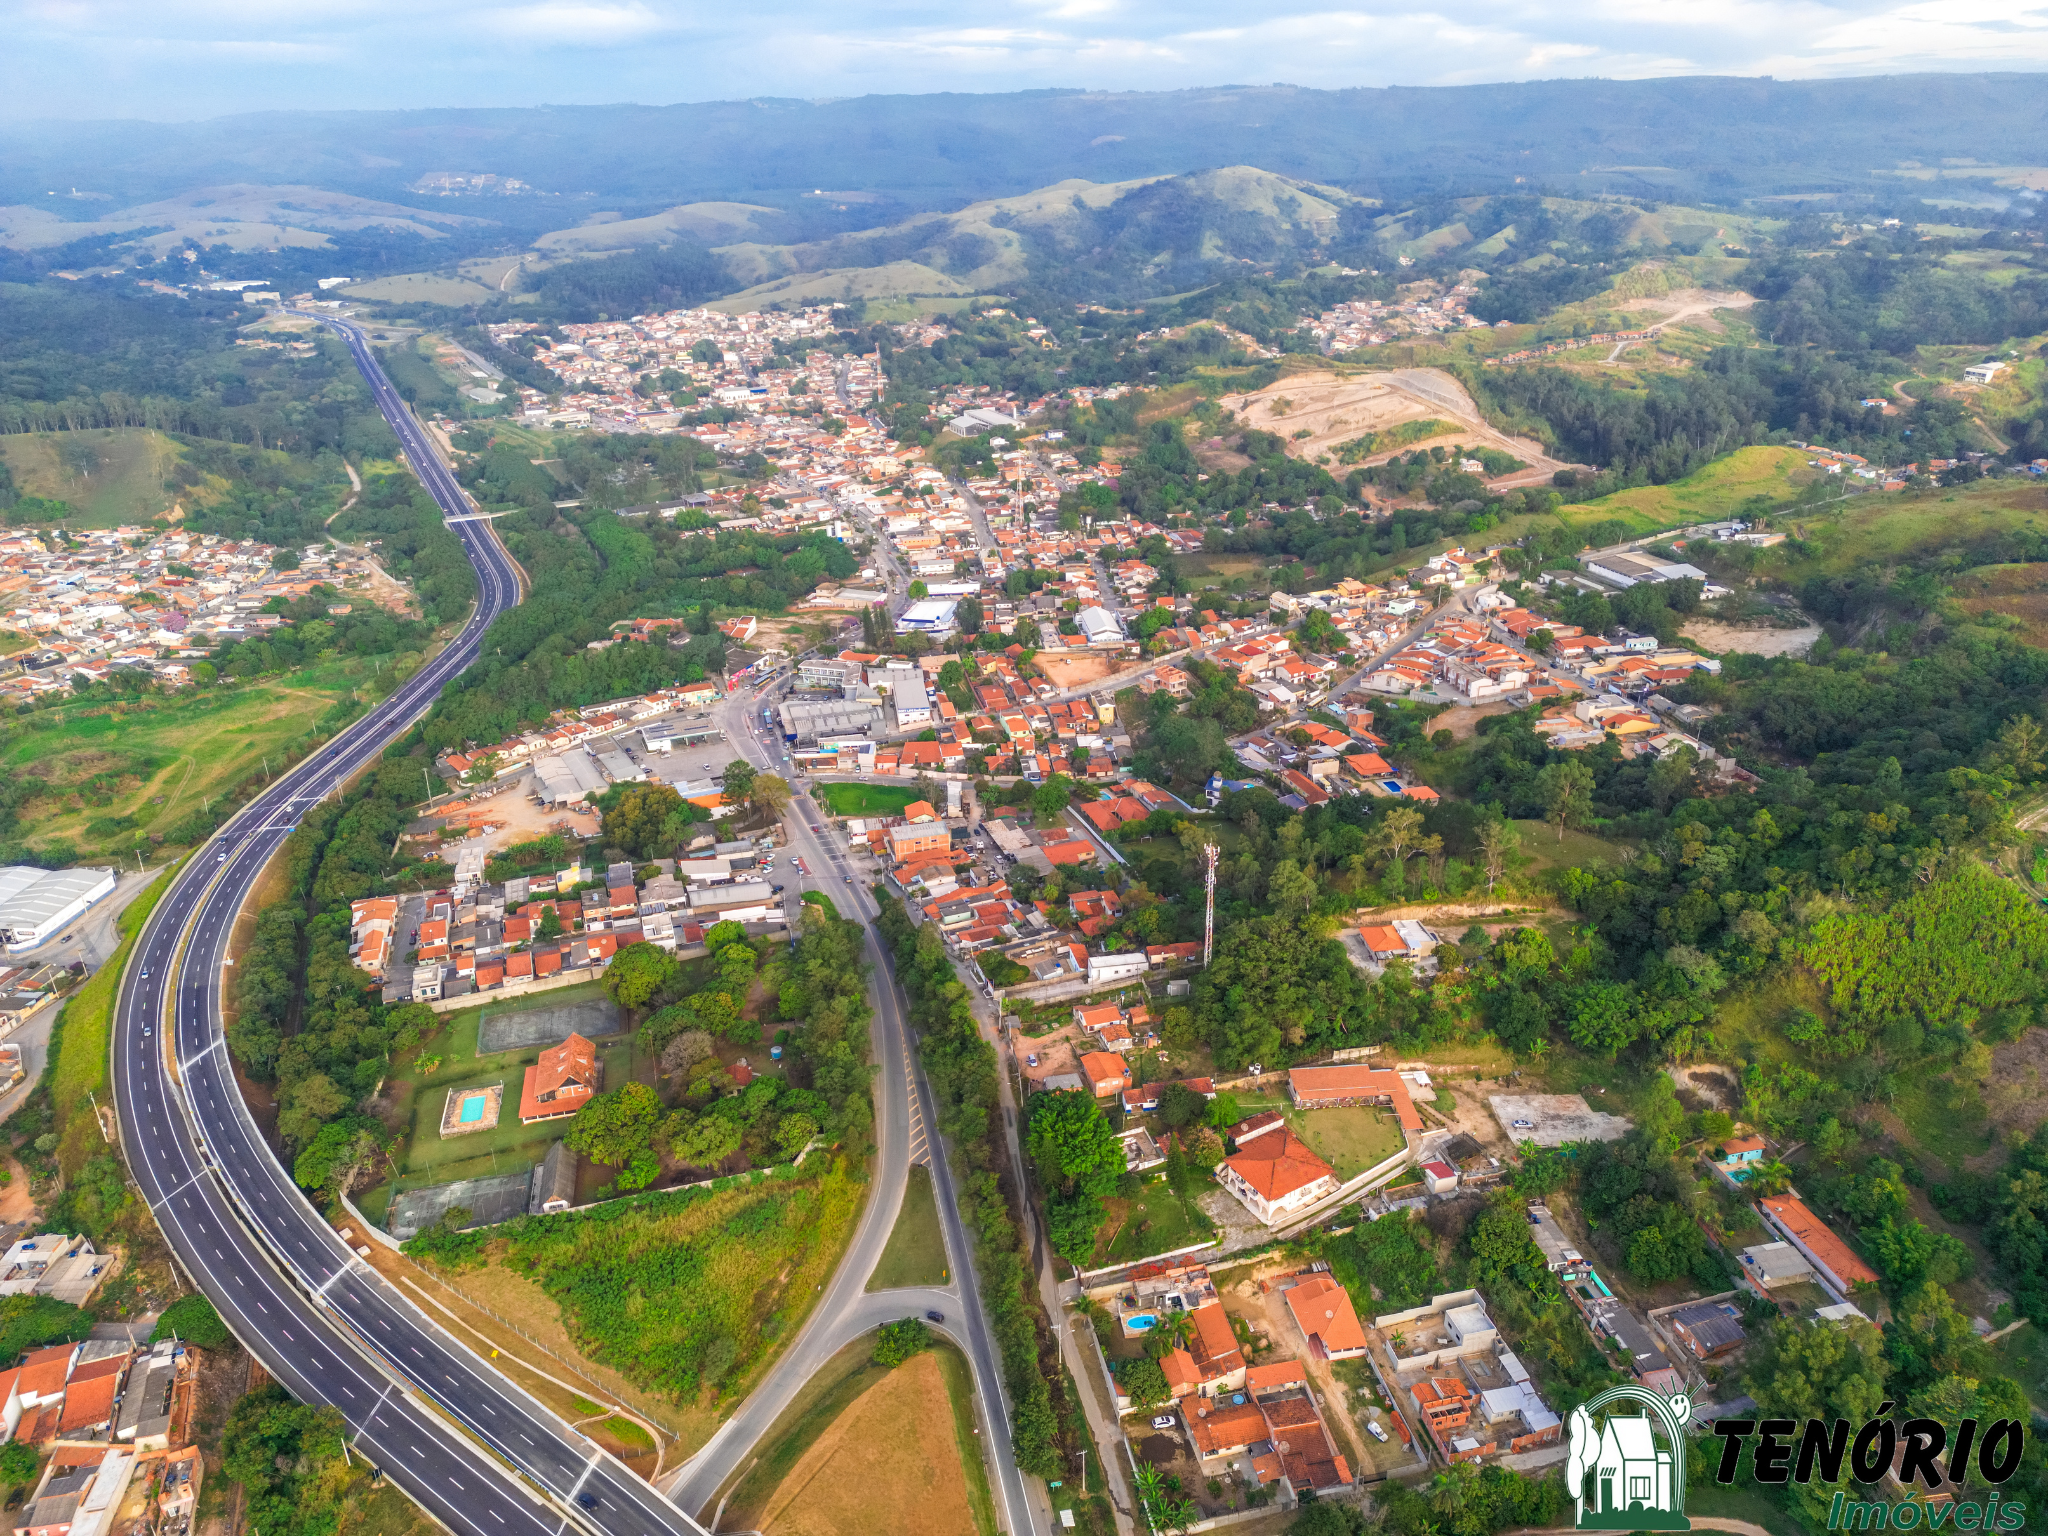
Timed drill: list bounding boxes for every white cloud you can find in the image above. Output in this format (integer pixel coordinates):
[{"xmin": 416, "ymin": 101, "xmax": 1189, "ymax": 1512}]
[{"xmin": 2, "ymin": 0, "xmax": 2046, "ymax": 118}]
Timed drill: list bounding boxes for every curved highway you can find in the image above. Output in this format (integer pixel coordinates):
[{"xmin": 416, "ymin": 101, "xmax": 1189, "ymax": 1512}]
[{"xmin": 111, "ymin": 314, "xmax": 709, "ymax": 1536}]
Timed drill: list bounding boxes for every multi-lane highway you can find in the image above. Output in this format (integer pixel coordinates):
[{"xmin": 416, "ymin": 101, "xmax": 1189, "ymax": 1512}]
[{"xmin": 112, "ymin": 314, "xmax": 709, "ymax": 1536}]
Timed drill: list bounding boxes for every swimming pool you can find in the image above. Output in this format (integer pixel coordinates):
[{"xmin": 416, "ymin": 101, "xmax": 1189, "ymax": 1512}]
[
  {"xmin": 1127, "ymin": 1313, "xmax": 1158, "ymax": 1331},
  {"xmin": 1382, "ymin": 780, "xmax": 1404, "ymax": 794},
  {"xmin": 458, "ymin": 1095, "xmax": 487, "ymax": 1124}
]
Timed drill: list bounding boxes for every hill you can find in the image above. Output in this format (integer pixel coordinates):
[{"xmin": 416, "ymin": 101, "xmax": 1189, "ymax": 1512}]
[
  {"xmin": 8, "ymin": 75, "xmax": 2048, "ymax": 216},
  {"xmin": 0, "ymin": 183, "xmax": 489, "ymax": 257},
  {"xmin": 691, "ymin": 166, "xmax": 1371, "ymax": 303}
]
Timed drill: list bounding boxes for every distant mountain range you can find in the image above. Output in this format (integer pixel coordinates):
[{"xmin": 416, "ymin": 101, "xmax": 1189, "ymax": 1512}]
[{"xmin": 7, "ymin": 74, "xmax": 2048, "ymax": 220}]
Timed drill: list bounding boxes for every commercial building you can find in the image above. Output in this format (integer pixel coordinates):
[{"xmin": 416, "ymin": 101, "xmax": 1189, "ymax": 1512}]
[
  {"xmin": 0, "ymin": 867, "xmax": 118, "ymax": 951},
  {"xmin": 895, "ymin": 599, "xmax": 958, "ymax": 636}
]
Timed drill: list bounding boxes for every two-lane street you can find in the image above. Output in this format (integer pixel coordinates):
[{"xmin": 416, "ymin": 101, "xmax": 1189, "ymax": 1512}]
[{"xmin": 662, "ymin": 689, "xmax": 1043, "ymax": 1536}]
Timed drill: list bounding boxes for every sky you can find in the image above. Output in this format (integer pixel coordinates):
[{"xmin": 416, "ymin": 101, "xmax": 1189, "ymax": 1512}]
[{"xmin": 5, "ymin": 0, "xmax": 2047, "ymax": 121}]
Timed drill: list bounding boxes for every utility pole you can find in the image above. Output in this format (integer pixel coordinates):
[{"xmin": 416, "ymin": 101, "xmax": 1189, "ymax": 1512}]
[{"xmin": 1203, "ymin": 841, "xmax": 1218, "ymax": 969}]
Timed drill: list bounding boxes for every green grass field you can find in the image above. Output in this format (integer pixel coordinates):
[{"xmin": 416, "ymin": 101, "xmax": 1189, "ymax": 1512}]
[
  {"xmin": 817, "ymin": 782, "xmax": 923, "ymax": 817},
  {"xmin": 1557, "ymin": 445, "xmax": 1817, "ymax": 536},
  {"xmin": 866, "ymin": 1164, "xmax": 949, "ymax": 1290},
  {"xmin": 0, "ymin": 671, "xmax": 389, "ymax": 859},
  {"xmin": 1766, "ymin": 476, "xmax": 2048, "ymax": 577},
  {"xmin": 1093, "ymin": 1179, "xmax": 1216, "ymax": 1267},
  {"xmin": 1287, "ymin": 1106, "xmax": 1405, "ymax": 1180},
  {"xmin": 0, "ymin": 429, "xmax": 186, "ymax": 526},
  {"xmin": 799, "ymin": 891, "xmax": 841, "ymax": 920},
  {"xmin": 50, "ymin": 863, "xmax": 177, "ymax": 1173}
]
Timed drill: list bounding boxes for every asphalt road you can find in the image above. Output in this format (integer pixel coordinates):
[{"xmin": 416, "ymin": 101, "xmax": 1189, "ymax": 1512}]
[
  {"xmin": 110, "ymin": 312, "xmax": 709, "ymax": 1536},
  {"xmin": 661, "ymin": 691, "xmax": 1043, "ymax": 1536}
]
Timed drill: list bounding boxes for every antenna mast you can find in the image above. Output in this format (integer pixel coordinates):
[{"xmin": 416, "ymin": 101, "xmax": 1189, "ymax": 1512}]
[{"xmin": 1203, "ymin": 842, "xmax": 1219, "ymax": 968}]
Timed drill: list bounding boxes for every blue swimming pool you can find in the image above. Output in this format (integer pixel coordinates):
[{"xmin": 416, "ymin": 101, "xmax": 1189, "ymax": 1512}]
[
  {"xmin": 458, "ymin": 1095, "xmax": 486, "ymax": 1124},
  {"xmin": 1382, "ymin": 780, "xmax": 1404, "ymax": 794},
  {"xmin": 1127, "ymin": 1313, "xmax": 1158, "ymax": 1331}
]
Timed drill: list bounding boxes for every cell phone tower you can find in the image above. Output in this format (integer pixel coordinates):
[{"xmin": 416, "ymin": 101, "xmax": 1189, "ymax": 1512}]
[{"xmin": 1203, "ymin": 841, "xmax": 1219, "ymax": 968}]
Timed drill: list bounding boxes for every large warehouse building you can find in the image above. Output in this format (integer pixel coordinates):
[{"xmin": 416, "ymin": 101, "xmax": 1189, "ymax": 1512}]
[{"xmin": 0, "ymin": 867, "xmax": 118, "ymax": 952}]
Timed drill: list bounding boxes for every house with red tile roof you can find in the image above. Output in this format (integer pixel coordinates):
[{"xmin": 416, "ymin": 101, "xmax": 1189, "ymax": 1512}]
[
  {"xmin": 1160, "ymin": 1302, "xmax": 1247, "ymax": 1401},
  {"xmin": 1284, "ymin": 1274, "xmax": 1369, "ymax": 1360},
  {"xmin": 519, "ymin": 1033, "xmax": 600, "ymax": 1124},
  {"xmin": 1288, "ymin": 1065, "xmax": 1423, "ymax": 1131},
  {"xmin": 1218, "ymin": 1126, "xmax": 1338, "ymax": 1225},
  {"xmin": 1759, "ymin": 1193, "xmax": 1880, "ymax": 1293},
  {"xmin": 1079, "ymin": 1051, "xmax": 1130, "ymax": 1097}
]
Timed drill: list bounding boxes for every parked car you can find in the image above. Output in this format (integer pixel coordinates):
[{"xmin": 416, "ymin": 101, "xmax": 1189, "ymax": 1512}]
[
  {"xmin": 1026, "ymin": 1054, "xmax": 1039, "ymax": 1068},
  {"xmin": 925, "ymin": 1310, "xmax": 944, "ymax": 1323},
  {"xmin": 1367, "ymin": 1419, "xmax": 1389, "ymax": 1443},
  {"xmin": 1511, "ymin": 1118, "xmax": 1534, "ymax": 1131},
  {"xmin": 1151, "ymin": 1415, "xmax": 1177, "ymax": 1430}
]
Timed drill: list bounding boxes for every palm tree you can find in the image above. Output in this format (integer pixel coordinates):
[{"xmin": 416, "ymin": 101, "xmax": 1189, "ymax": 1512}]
[
  {"xmin": 1747, "ymin": 1160, "xmax": 1795, "ymax": 1199},
  {"xmin": 1430, "ymin": 1463, "xmax": 1478, "ymax": 1518}
]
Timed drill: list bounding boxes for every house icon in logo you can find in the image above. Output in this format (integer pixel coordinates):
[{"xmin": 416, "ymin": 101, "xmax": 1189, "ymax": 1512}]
[{"xmin": 1567, "ymin": 1385, "xmax": 1693, "ymax": 1531}]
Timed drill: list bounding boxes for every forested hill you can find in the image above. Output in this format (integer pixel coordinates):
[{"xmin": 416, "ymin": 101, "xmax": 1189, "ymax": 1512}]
[{"xmin": 9, "ymin": 73, "xmax": 2048, "ymax": 212}]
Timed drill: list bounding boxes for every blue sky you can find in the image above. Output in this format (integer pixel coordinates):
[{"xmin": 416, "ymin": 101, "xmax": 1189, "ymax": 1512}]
[{"xmin": 6, "ymin": 0, "xmax": 2046, "ymax": 120}]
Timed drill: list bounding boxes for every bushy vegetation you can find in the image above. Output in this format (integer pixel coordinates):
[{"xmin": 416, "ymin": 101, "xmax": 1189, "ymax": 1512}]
[
  {"xmin": 221, "ymin": 1384, "xmax": 365, "ymax": 1536},
  {"xmin": 876, "ymin": 890, "xmax": 1064, "ymax": 1481},
  {"xmin": 405, "ymin": 1168, "xmax": 860, "ymax": 1405},
  {"xmin": 151, "ymin": 1292, "xmax": 231, "ymax": 1348}
]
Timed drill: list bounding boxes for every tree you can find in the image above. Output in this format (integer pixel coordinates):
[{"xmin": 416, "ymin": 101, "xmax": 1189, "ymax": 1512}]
[
  {"xmin": 0, "ymin": 1442, "xmax": 35, "ymax": 1488},
  {"xmin": 669, "ymin": 1112, "xmax": 744, "ymax": 1167},
  {"xmin": 1477, "ymin": 814, "xmax": 1519, "ymax": 893},
  {"xmin": 1535, "ymin": 758, "xmax": 1596, "ymax": 842},
  {"xmin": 602, "ymin": 781, "xmax": 687, "ymax": 859},
  {"xmin": 1032, "ymin": 777, "xmax": 1072, "ymax": 824},
  {"xmin": 1746, "ymin": 1159, "xmax": 1795, "ymax": 1199},
  {"xmin": 222, "ymin": 1385, "xmax": 358, "ymax": 1536},
  {"xmin": 1158, "ymin": 1082, "xmax": 1209, "ymax": 1130},
  {"xmin": 1121, "ymin": 1357, "xmax": 1171, "ymax": 1409},
  {"xmin": 750, "ymin": 773, "xmax": 792, "ymax": 821},
  {"xmin": 660, "ymin": 1029, "xmax": 714, "ymax": 1076},
  {"xmin": 151, "ymin": 1293, "xmax": 231, "ymax": 1349},
  {"xmin": 537, "ymin": 904, "xmax": 563, "ymax": 940},
  {"xmin": 957, "ymin": 595, "xmax": 984, "ymax": 634},
  {"xmin": 719, "ymin": 758, "xmax": 757, "ymax": 810},
  {"xmin": 1375, "ymin": 805, "xmax": 1425, "ymax": 882},
  {"xmin": 1267, "ymin": 858, "xmax": 1318, "ymax": 912},
  {"xmin": 565, "ymin": 1081, "xmax": 663, "ymax": 1167},
  {"xmin": 1564, "ymin": 980, "xmax": 1639, "ymax": 1056},
  {"xmin": 874, "ymin": 1318, "xmax": 933, "ymax": 1366},
  {"xmin": 604, "ymin": 942, "xmax": 681, "ymax": 1010}
]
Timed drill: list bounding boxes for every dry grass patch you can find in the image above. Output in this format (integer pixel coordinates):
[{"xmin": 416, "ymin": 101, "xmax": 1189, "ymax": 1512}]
[{"xmin": 759, "ymin": 1352, "xmax": 976, "ymax": 1536}]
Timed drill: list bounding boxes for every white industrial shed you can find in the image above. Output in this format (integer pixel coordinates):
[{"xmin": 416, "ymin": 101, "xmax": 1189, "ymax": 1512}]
[{"xmin": 0, "ymin": 867, "xmax": 118, "ymax": 951}]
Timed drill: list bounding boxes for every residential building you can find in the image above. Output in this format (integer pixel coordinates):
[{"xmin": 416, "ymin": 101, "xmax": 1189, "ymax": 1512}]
[
  {"xmin": 1217, "ymin": 1122, "xmax": 1338, "ymax": 1225},
  {"xmin": 1758, "ymin": 1193, "xmax": 1881, "ymax": 1293},
  {"xmin": 1283, "ymin": 1274, "xmax": 1369, "ymax": 1361},
  {"xmin": 1287, "ymin": 1065, "xmax": 1424, "ymax": 1131},
  {"xmin": 519, "ymin": 1033, "xmax": 600, "ymax": 1124}
]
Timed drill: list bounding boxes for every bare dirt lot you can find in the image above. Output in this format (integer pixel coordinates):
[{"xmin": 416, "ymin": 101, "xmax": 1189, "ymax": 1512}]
[
  {"xmin": 1216, "ymin": 368, "xmax": 1569, "ymax": 477},
  {"xmin": 1682, "ymin": 621, "xmax": 1821, "ymax": 657},
  {"xmin": 1987, "ymin": 1028, "xmax": 2048, "ymax": 1140},
  {"xmin": 1033, "ymin": 652, "xmax": 1121, "ymax": 689},
  {"xmin": 1620, "ymin": 286, "xmax": 1757, "ymax": 332},
  {"xmin": 1487, "ymin": 1093, "xmax": 1633, "ymax": 1147}
]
